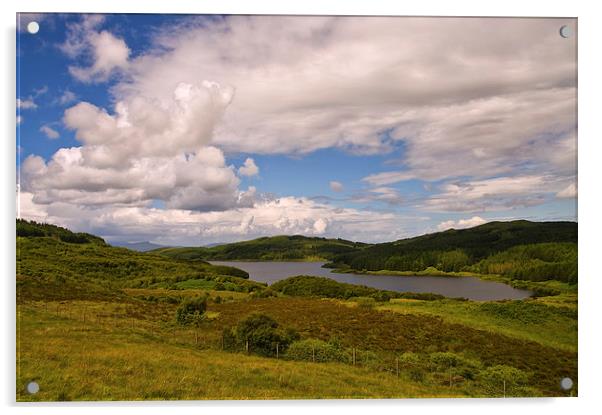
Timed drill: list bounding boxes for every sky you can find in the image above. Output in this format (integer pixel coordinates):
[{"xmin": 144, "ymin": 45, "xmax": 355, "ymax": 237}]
[{"xmin": 16, "ymin": 13, "xmax": 577, "ymax": 246}]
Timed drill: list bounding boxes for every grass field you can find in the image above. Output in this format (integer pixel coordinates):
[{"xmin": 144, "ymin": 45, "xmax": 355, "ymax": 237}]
[
  {"xmin": 17, "ymin": 300, "xmax": 460, "ymax": 401},
  {"xmin": 379, "ymin": 296, "xmax": 577, "ymax": 352},
  {"xmin": 17, "ymin": 291, "xmax": 577, "ymax": 400}
]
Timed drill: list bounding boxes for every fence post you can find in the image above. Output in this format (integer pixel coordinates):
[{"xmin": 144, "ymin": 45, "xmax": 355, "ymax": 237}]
[
  {"xmin": 312, "ymin": 346, "xmax": 315, "ymax": 362},
  {"xmin": 246, "ymin": 340, "xmax": 249, "ymax": 354},
  {"xmin": 503, "ymin": 380, "xmax": 506, "ymax": 398},
  {"xmin": 396, "ymin": 357, "xmax": 399, "ymax": 377},
  {"xmin": 352, "ymin": 348, "xmax": 356, "ymax": 366},
  {"xmin": 276, "ymin": 342, "xmax": 279, "ymax": 359}
]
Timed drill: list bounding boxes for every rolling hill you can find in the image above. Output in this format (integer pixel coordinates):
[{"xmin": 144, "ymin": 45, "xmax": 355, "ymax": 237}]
[
  {"xmin": 16, "ymin": 219, "xmax": 261, "ymax": 301},
  {"xmin": 151, "ymin": 235, "xmax": 371, "ymax": 261},
  {"xmin": 327, "ymin": 220, "xmax": 577, "ymax": 283}
]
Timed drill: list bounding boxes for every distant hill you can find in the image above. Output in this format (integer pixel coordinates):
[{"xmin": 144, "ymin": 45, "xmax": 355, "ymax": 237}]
[
  {"xmin": 327, "ymin": 220, "xmax": 577, "ymax": 283},
  {"xmin": 151, "ymin": 235, "xmax": 371, "ymax": 261},
  {"xmin": 110, "ymin": 241, "xmax": 168, "ymax": 252}
]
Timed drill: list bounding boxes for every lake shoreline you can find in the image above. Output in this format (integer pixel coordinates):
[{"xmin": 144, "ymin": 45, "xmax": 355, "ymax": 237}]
[{"xmin": 209, "ymin": 260, "xmax": 534, "ymax": 301}]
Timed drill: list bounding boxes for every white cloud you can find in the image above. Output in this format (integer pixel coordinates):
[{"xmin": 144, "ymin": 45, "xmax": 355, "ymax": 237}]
[
  {"xmin": 116, "ymin": 17, "xmax": 575, "ymax": 165},
  {"xmin": 19, "ymin": 193, "xmax": 410, "ymax": 245},
  {"xmin": 437, "ymin": 216, "xmax": 488, "ymax": 231},
  {"xmin": 422, "ymin": 175, "xmax": 569, "ymax": 212},
  {"xmin": 20, "ymin": 16, "xmax": 577, "ymax": 244},
  {"xmin": 21, "ymin": 145, "xmax": 250, "ymax": 212},
  {"xmin": 40, "ymin": 125, "xmax": 60, "ymax": 139},
  {"xmin": 556, "ymin": 183, "xmax": 577, "ymax": 198},
  {"xmin": 238, "ymin": 158, "xmax": 259, "ymax": 176},
  {"xmin": 17, "ymin": 115, "xmax": 23, "ymax": 124},
  {"xmin": 329, "ymin": 181, "xmax": 344, "ymax": 192},
  {"xmin": 62, "ymin": 81, "xmax": 234, "ymax": 165},
  {"xmin": 111, "ymin": 16, "xmax": 575, "ymax": 217},
  {"xmin": 61, "ymin": 16, "xmax": 130, "ymax": 83},
  {"xmin": 17, "ymin": 98, "xmax": 37, "ymax": 110}
]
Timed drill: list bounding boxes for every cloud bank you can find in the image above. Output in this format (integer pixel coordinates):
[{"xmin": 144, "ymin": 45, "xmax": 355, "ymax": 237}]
[{"xmin": 19, "ymin": 15, "xmax": 577, "ymax": 244}]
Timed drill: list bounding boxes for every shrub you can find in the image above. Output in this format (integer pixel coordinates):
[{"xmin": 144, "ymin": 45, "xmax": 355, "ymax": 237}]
[
  {"xmin": 175, "ymin": 296, "xmax": 207, "ymax": 325},
  {"xmin": 250, "ymin": 288, "xmax": 278, "ymax": 299},
  {"xmin": 286, "ymin": 338, "xmax": 349, "ymax": 363},
  {"xmin": 429, "ymin": 352, "xmax": 482, "ymax": 385},
  {"xmin": 235, "ymin": 313, "xmax": 299, "ymax": 357},
  {"xmin": 478, "ymin": 365, "xmax": 531, "ymax": 396},
  {"xmin": 399, "ymin": 352, "xmax": 425, "ymax": 381}
]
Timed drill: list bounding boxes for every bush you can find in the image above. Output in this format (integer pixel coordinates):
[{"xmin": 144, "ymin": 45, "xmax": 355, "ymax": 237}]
[
  {"xmin": 399, "ymin": 352, "xmax": 425, "ymax": 381},
  {"xmin": 428, "ymin": 352, "xmax": 482, "ymax": 385},
  {"xmin": 286, "ymin": 338, "xmax": 349, "ymax": 363},
  {"xmin": 175, "ymin": 296, "xmax": 207, "ymax": 325},
  {"xmin": 478, "ymin": 365, "xmax": 531, "ymax": 396},
  {"xmin": 234, "ymin": 313, "xmax": 299, "ymax": 357},
  {"xmin": 250, "ymin": 288, "xmax": 278, "ymax": 299}
]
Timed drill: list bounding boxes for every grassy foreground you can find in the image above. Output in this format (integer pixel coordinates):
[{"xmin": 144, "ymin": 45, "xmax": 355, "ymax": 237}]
[
  {"xmin": 15, "ymin": 220, "xmax": 578, "ymax": 401},
  {"xmin": 17, "ymin": 301, "xmax": 456, "ymax": 401}
]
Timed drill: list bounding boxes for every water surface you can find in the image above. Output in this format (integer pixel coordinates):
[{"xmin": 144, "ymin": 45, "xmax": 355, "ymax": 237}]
[{"xmin": 210, "ymin": 261, "xmax": 532, "ymax": 301}]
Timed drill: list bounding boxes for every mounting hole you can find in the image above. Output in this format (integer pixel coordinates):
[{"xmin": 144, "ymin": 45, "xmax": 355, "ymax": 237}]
[
  {"xmin": 27, "ymin": 21, "xmax": 39, "ymax": 34},
  {"xmin": 26, "ymin": 381, "xmax": 39, "ymax": 394},
  {"xmin": 559, "ymin": 25, "xmax": 572, "ymax": 38},
  {"xmin": 560, "ymin": 377, "xmax": 573, "ymax": 391}
]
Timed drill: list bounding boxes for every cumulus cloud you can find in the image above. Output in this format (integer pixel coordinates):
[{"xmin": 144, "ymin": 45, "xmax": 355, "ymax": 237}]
[
  {"xmin": 19, "ymin": 16, "xmax": 577, "ymax": 244},
  {"xmin": 19, "ymin": 193, "xmax": 410, "ymax": 245},
  {"xmin": 111, "ymin": 15, "xmax": 575, "ymax": 217},
  {"xmin": 22, "ymin": 144, "xmax": 252, "ymax": 212},
  {"xmin": 62, "ymin": 81, "xmax": 234, "ymax": 165},
  {"xmin": 23, "ymin": 79, "xmax": 244, "ymax": 212},
  {"xmin": 238, "ymin": 158, "xmax": 259, "ymax": 176},
  {"xmin": 437, "ymin": 216, "xmax": 488, "ymax": 231},
  {"xmin": 118, "ymin": 17, "xmax": 575, "ymax": 163},
  {"xmin": 329, "ymin": 181, "xmax": 344, "ymax": 192},
  {"xmin": 61, "ymin": 15, "xmax": 130, "ymax": 83},
  {"xmin": 40, "ymin": 125, "xmax": 60, "ymax": 139},
  {"xmin": 17, "ymin": 115, "xmax": 23, "ymax": 124}
]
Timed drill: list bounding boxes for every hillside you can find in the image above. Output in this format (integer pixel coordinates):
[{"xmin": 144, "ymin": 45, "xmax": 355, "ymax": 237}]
[
  {"xmin": 16, "ymin": 220, "xmax": 260, "ymax": 301},
  {"xmin": 17, "ymin": 218, "xmax": 106, "ymax": 245},
  {"xmin": 152, "ymin": 235, "xmax": 370, "ymax": 261},
  {"xmin": 326, "ymin": 220, "xmax": 578, "ymax": 283}
]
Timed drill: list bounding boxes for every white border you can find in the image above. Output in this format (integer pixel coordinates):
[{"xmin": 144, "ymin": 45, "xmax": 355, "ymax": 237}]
[{"xmin": 3, "ymin": 1, "xmax": 601, "ymax": 414}]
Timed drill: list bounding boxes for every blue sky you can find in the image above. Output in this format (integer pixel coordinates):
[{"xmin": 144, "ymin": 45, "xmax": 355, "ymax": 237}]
[{"xmin": 17, "ymin": 14, "xmax": 577, "ymax": 245}]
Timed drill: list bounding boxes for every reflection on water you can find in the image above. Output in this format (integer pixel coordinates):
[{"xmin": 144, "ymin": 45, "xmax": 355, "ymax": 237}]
[{"xmin": 210, "ymin": 261, "xmax": 532, "ymax": 301}]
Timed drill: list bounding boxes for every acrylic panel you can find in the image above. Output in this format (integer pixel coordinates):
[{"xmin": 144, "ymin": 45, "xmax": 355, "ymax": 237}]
[{"xmin": 16, "ymin": 13, "xmax": 577, "ymax": 401}]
